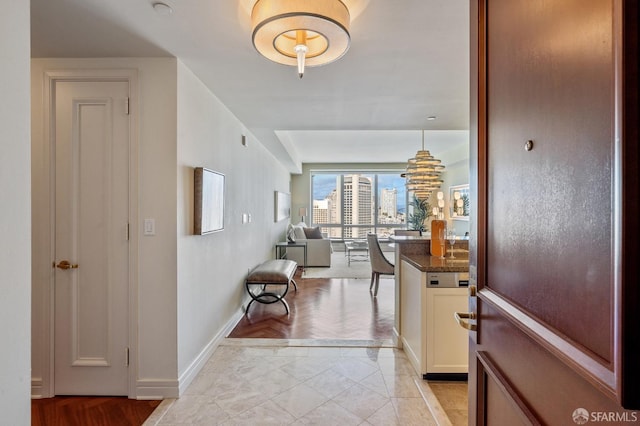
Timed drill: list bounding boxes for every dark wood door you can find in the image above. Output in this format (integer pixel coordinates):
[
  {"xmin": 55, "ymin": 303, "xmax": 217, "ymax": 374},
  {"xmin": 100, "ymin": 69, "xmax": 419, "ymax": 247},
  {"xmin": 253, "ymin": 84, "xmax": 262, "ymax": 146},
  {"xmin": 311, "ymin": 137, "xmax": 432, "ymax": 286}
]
[{"xmin": 468, "ymin": 0, "xmax": 639, "ymax": 424}]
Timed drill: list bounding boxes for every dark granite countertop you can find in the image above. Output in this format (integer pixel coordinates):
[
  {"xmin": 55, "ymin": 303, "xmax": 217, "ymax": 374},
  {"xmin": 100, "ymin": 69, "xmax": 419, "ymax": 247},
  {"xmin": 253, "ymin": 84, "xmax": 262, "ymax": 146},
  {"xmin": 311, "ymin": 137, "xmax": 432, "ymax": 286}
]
[{"xmin": 400, "ymin": 252, "xmax": 469, "ymax": 273}]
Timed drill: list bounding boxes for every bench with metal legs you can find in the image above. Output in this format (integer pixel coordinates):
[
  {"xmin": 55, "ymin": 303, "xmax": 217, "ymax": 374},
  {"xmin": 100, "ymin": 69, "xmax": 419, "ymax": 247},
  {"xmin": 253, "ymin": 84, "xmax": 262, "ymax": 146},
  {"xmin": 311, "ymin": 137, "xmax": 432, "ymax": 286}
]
[{"xmin": 245, "ymin": 259, "xmax": 298, "ymax": 314}]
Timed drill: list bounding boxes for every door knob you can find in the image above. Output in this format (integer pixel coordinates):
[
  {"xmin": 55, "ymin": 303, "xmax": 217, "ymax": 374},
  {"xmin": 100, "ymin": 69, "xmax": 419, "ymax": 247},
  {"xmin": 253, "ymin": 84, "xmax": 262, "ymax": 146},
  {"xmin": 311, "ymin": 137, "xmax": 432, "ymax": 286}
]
[
  {"xmin": 454, "ymin": 311, "xmax": 477, "ymax": 331},
  {"xmin": 54, "ymin": 260, "xmax": 79, "ymax": 270}
]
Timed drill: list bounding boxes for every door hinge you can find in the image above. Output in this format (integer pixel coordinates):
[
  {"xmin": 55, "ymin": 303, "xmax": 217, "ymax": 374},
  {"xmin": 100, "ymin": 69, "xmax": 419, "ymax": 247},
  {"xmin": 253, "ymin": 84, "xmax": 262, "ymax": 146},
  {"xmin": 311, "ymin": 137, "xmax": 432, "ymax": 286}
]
[
  {"xmin": 125, "ymin": 347, "xmax": 130, "ymax": 367},
  {"xmin": 126, "ymin": 223, "xmax": 130, "ymax": 241},
  {"xmin": 125, "ymin": 97, "xmax": 130, "ymax": 115}
]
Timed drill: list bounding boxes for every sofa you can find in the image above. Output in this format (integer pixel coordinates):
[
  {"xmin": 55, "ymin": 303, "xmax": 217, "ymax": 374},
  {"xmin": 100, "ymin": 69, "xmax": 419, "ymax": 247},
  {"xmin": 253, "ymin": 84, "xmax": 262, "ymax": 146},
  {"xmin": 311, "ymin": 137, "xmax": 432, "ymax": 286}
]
[{"xmin": 286, "ymin": 222, "xmax": 332, "ymax": 267}]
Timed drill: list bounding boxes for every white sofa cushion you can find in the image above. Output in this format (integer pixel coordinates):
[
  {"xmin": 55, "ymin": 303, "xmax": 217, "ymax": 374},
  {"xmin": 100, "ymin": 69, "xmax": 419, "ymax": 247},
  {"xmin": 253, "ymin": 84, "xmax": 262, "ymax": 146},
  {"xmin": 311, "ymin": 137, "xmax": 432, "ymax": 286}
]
[{"xmin": 286, "ymin": 223, "xmax": 332, "ymax": 267}]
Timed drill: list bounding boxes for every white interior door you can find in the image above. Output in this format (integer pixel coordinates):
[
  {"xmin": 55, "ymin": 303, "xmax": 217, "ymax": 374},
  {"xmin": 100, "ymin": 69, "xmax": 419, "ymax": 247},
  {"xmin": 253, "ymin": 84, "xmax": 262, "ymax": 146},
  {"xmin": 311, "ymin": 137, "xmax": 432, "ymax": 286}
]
[{"xmin": 53, "ymin": 80, "xmax": 130, "ymax": 395}]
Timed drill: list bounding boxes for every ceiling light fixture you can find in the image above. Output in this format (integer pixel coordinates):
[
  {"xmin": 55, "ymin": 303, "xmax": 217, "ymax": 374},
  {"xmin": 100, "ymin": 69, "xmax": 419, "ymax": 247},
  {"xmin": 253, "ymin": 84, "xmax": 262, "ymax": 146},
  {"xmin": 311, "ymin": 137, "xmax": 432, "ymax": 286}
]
[
  {"xmin": 251, "ymin": 0, "xmax": 351, "ymax": 78},
  {"xmin": 404, "ymin": 130, "xmax": 445, "ymax": 200}
]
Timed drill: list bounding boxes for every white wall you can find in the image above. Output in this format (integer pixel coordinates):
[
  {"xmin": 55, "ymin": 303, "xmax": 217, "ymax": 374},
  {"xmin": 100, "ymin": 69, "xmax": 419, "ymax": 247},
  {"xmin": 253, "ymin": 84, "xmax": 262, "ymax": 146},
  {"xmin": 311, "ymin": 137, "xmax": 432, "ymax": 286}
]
[
  {"xmin": 176, "ymin": 61, "xmax": 290, "ymax": 380},
  {"xmin": 31, "ymin": 57, "xmax": 290, "ymax": 399},
  {"xmin": 0, "ymin": 1, "xmax": 31, "ymax": 423},
  {"xmin": 31, "ymin": 58, "xmax": 179, "ymax": 398}
]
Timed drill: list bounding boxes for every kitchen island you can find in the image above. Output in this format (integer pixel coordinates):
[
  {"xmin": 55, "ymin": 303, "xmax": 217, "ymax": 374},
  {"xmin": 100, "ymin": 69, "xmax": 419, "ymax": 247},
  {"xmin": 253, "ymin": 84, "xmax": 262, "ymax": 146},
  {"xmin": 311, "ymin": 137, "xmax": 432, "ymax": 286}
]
[{"xmin": 391, "ymin": 236, "xmax": 470, "ymax": 380}]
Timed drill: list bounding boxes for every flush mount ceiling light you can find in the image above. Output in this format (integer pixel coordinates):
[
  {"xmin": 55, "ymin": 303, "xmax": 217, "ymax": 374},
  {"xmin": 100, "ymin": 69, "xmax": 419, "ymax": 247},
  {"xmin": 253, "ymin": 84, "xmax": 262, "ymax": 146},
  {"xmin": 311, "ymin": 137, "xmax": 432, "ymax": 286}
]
[
  {"xmin": 404, "ymin": 131, "xmax": 445, "ymax": 200},
  {"xmin": 251, "ymin": 0, "xmax": 351, "ymax": 78},
  {"xmin": 152, "ymin": 2, "xmax": 173, "ymax": 15}
]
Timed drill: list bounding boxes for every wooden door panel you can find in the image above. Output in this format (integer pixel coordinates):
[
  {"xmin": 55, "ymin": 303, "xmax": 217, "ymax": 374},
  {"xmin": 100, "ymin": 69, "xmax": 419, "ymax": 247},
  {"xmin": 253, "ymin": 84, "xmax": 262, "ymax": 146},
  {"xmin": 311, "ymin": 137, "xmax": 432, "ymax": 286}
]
[
  {"xmin": 485, "ymin": 378, "xmax": 529, "ymax": 426},
  {"xmin": 469, "ymin": 0, "xmax": 640, "ymax": 423},
  {"xmin": 480, "ymin": 356, "xmax": 532, "ymax": 426},
  {"xmin": 479, "ymin": 301, "xmax": 631, "ymax": 423},
  {"xmin": 54, "ymin": 80, "xmax": 130, "ymax": 395},
  {"xmin": 486, "ymin": 0, "xmax": 614, "ymax": 362}
]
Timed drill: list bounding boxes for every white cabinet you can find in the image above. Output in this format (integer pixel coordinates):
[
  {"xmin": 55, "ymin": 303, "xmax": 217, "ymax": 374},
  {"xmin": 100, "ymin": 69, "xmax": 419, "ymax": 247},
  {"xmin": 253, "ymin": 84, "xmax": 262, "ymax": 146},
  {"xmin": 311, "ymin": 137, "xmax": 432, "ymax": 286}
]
[
  {"xmin": 400, "ymin": 260, "xmax": 425, "ymax": 375},
  {"xmin": 400, "ymin": 260, "xmax": 469, "ymax": 379},
  {"xmin": 425, "ymin": 287, "xmax": 469, "ymax": 377}
]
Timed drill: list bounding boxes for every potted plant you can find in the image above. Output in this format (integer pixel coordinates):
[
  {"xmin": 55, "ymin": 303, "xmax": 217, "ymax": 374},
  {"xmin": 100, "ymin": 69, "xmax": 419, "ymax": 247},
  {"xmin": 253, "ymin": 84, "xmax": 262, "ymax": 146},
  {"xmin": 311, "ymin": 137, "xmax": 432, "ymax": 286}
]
[{"xmin": 408, "ymin": 194, "xmax": 431, "ymax": 232}]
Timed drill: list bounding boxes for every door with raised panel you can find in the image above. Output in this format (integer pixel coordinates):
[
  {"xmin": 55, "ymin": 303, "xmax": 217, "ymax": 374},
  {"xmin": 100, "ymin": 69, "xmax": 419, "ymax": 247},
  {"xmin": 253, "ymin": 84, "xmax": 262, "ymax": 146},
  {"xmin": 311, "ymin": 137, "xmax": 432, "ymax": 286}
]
[
  {"xmin": 53, "ymin": 80, "xmax": 130, "ymax": 395},
  {"xmin": 468, "ymin": 0, "xmax": 639, "ymax": 424}
]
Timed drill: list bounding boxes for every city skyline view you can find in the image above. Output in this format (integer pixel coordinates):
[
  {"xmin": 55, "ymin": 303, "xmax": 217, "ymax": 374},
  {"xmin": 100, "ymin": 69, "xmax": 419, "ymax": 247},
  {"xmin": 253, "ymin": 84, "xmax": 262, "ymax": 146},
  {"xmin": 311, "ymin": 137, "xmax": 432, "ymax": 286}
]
[
  {"xmin": 312, "ymin": 173, "xmax": 407, "ymax": 213},
  {"xmin": 311, "ymin": 173, "xmax": 408, "ymax": 238}
]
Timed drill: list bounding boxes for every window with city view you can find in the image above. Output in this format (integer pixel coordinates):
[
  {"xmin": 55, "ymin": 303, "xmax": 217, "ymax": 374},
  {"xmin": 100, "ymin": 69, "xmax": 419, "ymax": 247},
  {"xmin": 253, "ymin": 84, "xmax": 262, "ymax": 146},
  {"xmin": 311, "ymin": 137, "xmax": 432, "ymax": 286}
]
[{"xmin": 311, "ymin": 172, "xmax": 407, "ymax": 240}]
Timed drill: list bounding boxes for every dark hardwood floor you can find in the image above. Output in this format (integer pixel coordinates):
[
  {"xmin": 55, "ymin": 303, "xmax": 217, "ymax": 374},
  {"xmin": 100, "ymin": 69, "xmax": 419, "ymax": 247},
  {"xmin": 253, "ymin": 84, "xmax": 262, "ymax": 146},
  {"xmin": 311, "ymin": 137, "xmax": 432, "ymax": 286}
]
[
  {"xmin": 31, "ymin": 396, "xmax": 161, "ymax": 426},
  {"xmin": 32, "ymin": 271, "xmax": 393, "ymax": 425},
  {"xmin": 228, "ymin": 270, "xmax": 395, "ymax": 340}
]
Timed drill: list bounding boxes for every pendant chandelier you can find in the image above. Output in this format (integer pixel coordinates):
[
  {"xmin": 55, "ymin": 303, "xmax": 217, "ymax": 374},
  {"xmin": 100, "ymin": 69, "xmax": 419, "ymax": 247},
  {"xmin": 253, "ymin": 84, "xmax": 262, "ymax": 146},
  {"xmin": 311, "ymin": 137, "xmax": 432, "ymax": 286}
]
[
  {"xmin": 251, "ymin": 0, "xmax": 351, "ymax": 78},
  {"xmin": 404, "ymin": 130, "xmax": 445, "ymax": 200}
]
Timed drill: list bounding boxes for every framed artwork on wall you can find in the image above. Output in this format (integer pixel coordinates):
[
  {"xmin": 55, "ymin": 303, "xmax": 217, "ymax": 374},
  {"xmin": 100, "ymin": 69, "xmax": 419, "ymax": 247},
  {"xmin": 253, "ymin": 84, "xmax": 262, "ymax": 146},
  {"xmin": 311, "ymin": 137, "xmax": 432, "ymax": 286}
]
[
  {"xmin": 194, "ymin": 167, "xmax": 225, "ymax": 235},
  {"xmin": 274, "ymin": 191, "xmax": 291, "ymax": 222},
  {"xmin": 449, "ymin": 184, "xmax": 470, "ymax": 221}
]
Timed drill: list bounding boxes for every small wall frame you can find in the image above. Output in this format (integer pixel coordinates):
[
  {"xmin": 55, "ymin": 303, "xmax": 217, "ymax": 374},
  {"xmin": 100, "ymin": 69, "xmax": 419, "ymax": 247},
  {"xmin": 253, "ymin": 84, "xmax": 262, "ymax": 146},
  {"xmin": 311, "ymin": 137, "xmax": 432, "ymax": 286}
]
[
  {"xmin": 274, "ymin": 191, "xmax": 291, "ymax": 222},
  {"xmin": 194, "ymin": 167, "xmax": 225, "ymax": 234},
  {"xmin": 450, "ymin": 184, "xmax": 470, "ymax": 221}
]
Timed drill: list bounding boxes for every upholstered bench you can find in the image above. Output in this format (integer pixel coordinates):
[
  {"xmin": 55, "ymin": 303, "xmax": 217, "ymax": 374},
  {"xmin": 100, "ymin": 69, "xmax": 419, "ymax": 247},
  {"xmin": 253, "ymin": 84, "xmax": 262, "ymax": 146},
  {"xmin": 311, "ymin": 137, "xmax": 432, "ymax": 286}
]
[{"xmin": 245, "ymin": 259, "xmax": 298, "ymax": 314}]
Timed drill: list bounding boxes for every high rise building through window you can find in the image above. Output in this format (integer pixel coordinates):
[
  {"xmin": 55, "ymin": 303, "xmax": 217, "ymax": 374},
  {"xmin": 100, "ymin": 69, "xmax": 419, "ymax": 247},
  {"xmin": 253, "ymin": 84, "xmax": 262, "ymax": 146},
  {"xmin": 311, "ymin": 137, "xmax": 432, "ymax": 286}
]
[
  {"xmin": 311, "ymin": 171, "xmax": 406, "ymax": 239},
  {"xmin": 340, "ymin": 174, "xmax": 372, "ymax": 238},
  {"xmin": 380, "ymin": 188, "xmax": 398, "ymax": 219},
  {"xmin": 312, "ymin": 199, "xmax": 329, "ymax": 225}
]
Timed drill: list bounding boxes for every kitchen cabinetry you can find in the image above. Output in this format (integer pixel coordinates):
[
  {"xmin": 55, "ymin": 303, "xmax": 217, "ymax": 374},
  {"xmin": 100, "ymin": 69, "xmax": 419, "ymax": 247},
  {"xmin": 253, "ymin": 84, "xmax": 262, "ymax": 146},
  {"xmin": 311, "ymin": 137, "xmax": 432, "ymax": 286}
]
[{"xmin": 400, "ymin": 259, "xmax": 469, "ymax": 379}]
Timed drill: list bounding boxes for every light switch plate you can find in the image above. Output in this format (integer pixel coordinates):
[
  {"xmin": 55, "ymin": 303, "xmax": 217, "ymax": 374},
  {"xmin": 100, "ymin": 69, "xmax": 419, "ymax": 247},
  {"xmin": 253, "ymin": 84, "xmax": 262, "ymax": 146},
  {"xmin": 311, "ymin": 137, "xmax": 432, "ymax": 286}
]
[{"xmin": 143, "ymin": 218, "xmax": 155, "ymax": 236}]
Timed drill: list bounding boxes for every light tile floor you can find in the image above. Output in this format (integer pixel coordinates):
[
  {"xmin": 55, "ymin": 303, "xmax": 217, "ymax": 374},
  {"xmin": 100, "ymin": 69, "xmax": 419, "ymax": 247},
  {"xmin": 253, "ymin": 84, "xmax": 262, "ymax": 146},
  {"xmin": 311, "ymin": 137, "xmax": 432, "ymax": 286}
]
[{"xmin": 144, "ymin": 339, "xmax": 453, "ymax": 426}]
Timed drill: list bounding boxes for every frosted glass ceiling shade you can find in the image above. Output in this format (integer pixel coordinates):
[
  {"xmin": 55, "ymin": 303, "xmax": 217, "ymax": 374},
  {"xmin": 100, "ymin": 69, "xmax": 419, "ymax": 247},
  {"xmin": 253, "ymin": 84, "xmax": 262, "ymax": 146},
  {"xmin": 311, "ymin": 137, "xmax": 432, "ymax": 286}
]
[{"xmin": 251, "ymin": 0, "xmax": 351, "ymax": 77}]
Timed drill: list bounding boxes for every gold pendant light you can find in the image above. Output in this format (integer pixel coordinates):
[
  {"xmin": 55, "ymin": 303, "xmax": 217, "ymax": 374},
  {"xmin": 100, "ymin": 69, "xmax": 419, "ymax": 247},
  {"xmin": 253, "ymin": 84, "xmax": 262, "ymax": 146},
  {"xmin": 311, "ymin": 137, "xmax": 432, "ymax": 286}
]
[
  {"xmin": 251, "ymin": 0, "xmax": 351, "ymax": 78},
  {"xmin": 404, "ymin": 130, "xmax": 445, "ymax": 200}
]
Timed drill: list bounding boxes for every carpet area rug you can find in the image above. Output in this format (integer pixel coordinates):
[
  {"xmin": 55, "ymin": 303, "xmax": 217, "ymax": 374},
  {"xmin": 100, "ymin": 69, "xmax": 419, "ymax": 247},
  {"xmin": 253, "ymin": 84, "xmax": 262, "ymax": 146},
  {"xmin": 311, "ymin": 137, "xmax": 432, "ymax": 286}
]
[{"xmin": 303, "ymin": 250, "xmax": 394, "ymax": 279}]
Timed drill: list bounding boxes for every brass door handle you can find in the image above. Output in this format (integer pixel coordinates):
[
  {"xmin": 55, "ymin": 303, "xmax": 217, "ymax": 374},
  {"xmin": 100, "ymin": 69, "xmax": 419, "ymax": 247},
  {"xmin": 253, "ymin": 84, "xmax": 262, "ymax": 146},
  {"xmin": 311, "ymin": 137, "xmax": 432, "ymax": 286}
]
[
  {"xmin": 454, "ymin": 311, "xmax": 477, "ymax": 331},
  {"xmin": 54, "ymin": 260, "xmax": 79, "ymax": 270}
]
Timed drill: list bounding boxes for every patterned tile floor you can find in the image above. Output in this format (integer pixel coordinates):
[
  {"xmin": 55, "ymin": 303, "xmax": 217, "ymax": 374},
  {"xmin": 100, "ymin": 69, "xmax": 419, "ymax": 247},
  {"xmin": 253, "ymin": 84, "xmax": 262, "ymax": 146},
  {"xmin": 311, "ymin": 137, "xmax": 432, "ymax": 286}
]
[{"xmin": 144, "ymin": 339, "xmax": 455, "ymax": 426}]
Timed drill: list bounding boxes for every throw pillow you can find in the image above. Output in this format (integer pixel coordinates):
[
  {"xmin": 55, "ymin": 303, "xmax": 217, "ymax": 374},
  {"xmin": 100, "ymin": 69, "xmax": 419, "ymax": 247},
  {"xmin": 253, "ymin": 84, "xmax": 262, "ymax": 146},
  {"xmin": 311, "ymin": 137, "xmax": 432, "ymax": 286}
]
[
  {"xmin": 303, "ymin": 226, "xmax": 323, "ymax": 239},
  {"xmin": 293, "ymin": 225, "xmax": 307, "ymax": 240}
]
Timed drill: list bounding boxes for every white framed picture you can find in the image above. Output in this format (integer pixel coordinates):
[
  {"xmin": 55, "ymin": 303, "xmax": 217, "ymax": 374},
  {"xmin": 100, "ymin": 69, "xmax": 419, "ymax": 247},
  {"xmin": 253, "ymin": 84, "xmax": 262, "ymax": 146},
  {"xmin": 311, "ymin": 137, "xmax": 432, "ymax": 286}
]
[
  {"xmin": 194, "ymin": 167, "xmax": 225, "ymax": 234},
  {"xmin": 274, "ymin": 191, "xmax": 291, "ymax": 222},
  {"xmin": 449, "ymin": 184, "xmax": 470, "ymax": 221}
]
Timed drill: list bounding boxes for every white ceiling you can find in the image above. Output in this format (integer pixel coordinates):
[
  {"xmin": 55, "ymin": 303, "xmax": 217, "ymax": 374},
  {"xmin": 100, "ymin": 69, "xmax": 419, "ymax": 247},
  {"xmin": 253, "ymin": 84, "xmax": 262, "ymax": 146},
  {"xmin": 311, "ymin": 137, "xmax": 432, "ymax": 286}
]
[{"xmin": 30, "ymin": 0, "xmax": 470, "ymax": 173}]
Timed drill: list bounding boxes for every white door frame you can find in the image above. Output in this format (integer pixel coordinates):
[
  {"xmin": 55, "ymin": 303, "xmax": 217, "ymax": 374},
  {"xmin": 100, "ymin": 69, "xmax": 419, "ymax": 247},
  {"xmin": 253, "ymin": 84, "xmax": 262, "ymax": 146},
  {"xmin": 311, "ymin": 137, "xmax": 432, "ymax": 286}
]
[{"xmin": 42, "ymin": 69, "xmax": 139, "ymax": 398}]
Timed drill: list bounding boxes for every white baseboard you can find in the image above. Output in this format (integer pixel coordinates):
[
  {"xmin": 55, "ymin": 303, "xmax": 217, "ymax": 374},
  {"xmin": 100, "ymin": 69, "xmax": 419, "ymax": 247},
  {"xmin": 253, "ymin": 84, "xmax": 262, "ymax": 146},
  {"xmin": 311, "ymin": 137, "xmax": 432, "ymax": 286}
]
[
  {"xmin": 393, "ymin": 327, "xmax": 402, "ymax": 348},
  {"xmin": 34, "ymin": 306, "xmax": 248, "ymax": 400},
  {"xmin": 136, "ymin": 379, "xmax": 180, "ymax": 399},
  {"xmin": 400, "ymin": 335, "xmax": 421, "ymax": 377},
  {"xmin": 31, "ymin": 378, "xmax": 44, "ymax": 399},
  {"xmin": 175, "ymin": 305, "xmax": 247, "ymax": 396}
]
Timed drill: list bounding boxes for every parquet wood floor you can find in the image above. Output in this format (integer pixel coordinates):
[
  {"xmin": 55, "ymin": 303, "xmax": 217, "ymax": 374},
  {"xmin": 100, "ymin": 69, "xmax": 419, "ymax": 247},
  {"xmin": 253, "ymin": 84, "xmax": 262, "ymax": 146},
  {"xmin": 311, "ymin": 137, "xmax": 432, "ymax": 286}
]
[
  {"xmin": 228, "ymin": 271, "xmax": 395, "ymax": 340},
  {"xmin": 31, "ymin": 396, "xmax": 161, "ymax": 426}
]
